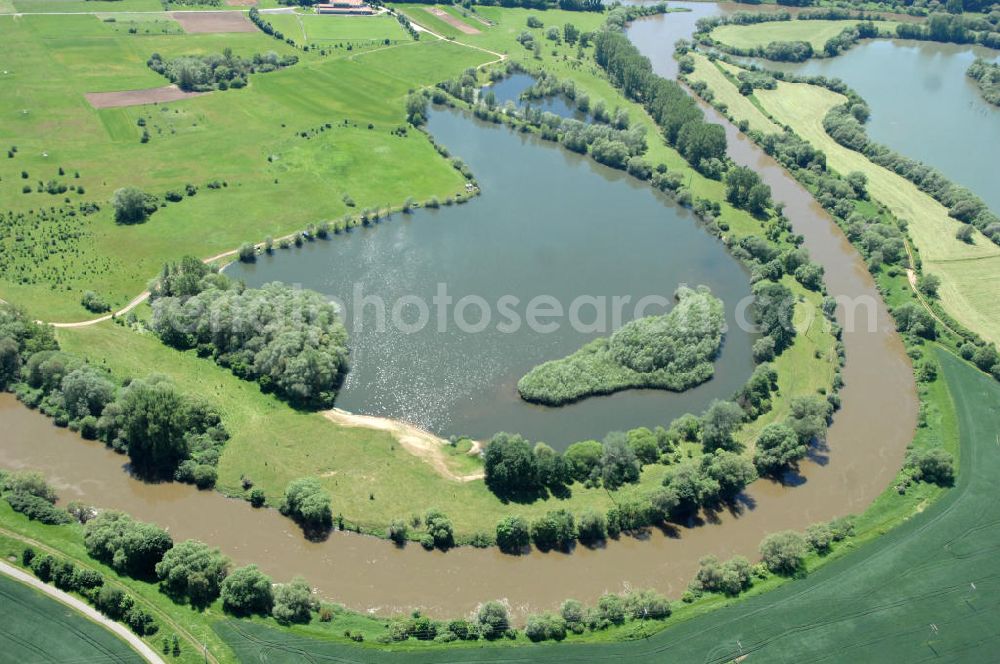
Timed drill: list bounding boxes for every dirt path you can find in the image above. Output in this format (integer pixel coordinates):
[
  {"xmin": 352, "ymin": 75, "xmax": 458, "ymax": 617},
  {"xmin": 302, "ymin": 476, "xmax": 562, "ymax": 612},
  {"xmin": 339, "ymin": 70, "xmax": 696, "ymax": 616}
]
[
  {"xmin": 397, "ymin": 8, "xmax": 505, "ymax": 64},
  {"xmin": 0, "ymin": 559, "xmax": 166, "ymax": 664},
  {"xmin": 904, "ymin": 239, "xmax": 960, "ymax": 338},
  {"xmin": 323, "ymin": 408, "xmax": 484, "ymax": 482},
  {"xmin": 0, "ymin": 527, "xmax": 220, "ymax": 664},
  {"xmin": 49, "ymin": 291, "xmax": 150, "ymax": 329}
]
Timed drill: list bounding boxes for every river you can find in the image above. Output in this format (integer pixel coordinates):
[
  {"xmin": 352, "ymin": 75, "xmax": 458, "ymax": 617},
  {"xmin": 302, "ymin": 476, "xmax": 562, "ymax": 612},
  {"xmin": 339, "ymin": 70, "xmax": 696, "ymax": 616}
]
[{"xmin": 0, "ymin": 4, "xmax": 917, "ymax": 620}]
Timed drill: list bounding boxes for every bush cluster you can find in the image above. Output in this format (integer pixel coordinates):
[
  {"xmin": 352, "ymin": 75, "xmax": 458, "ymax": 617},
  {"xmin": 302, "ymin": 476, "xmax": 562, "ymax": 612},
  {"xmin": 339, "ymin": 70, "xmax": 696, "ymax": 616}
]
[
  {"xmin": 23, "ymin": 546, "xmax": 158, "ymax": 636},
  {"xmin": 147, "ymin": 50, "xmax": 298, "ymax": 92},
  {"xmin": 0, "ymin": 470, "xmax": 72, "ymax": 525},
  {"xmin": 150, "ymin": 259, "xmax": 349, "ymax": 409},
  {"xmin": 518, "ymin": 286, "xmax": 726, "ymax": 405},
  {"xmin": 2, "ymin": 305, "xmax": 228, "ymax": 484}
]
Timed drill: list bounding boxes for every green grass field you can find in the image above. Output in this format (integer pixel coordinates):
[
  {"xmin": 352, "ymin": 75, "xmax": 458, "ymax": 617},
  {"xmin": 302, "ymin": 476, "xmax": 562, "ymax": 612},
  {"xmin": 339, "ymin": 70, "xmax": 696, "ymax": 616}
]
[
  {"xmin": 11, "ymin": 0, "xmax": 162, "ymax": 12},
  {"xmin": 689, "ymin": 53, "xmax": 781, "ymax": 135},
  {"xmin": 303, "ymin": 13, "xmax": 409, "ymax": 42},
  {"xmin": 101, "ymin": 13, "xmax": 185, "ymax": 36},
  {"xmin": 264, "ymin": 12, "xmax": 411, "ymax": 46},
  {"xmin": 0, "ymin": 13, "xmax": 486, "ymax": 320},
  {"xmin": 752, "ymin": 80, "xmax": 1000, "ymax": 345},
  {"xmin": 0, "ymin": 572, "xmax": 146, "ymax": 663},
  {"xmin": 203, "ymin": 351, "xmax": 1000, "ymax": 662},
  {"xmin": 712, "ymin": 19, "xmax": 898, "ymax": 52},
  {"xmin": 685, "ymin": 58, "xmax": 1000, "ymax": 346},
  {"xmin": 0, "ymin": 6, "xmax": 837, "ymax": 540}
]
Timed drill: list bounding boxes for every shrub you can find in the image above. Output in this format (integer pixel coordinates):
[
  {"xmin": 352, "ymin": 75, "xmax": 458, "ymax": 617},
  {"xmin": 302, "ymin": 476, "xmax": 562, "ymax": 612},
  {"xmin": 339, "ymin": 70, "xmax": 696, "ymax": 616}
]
[
  {"xmin": 576, "ymin": 509, "xmax": 607, "ymax": 544},
  {"xmin": 594, "ymin": 593, "xmax": 625, "ymax": 626},
  {"xmin": 753, "ymin": 422, "xmax": 806, "ymax": 475},
  {"xmin": 564, "ymin": 440, "xmax": 602, "ymax": 482},
  {"xmin": 280, "ymin": 478, "xmax": 332, "ymax": 533},
  {"xmin": 692, "ymin": 555, "xmax": 753, "ymax": 596},
  {"xmin": 220, "ymin": 565, "xmax": 273, "ymax": 616},
  {"xmin": 84, "ymin": 511, "xmax": 173, "ymax": 579},
  {"xmin": 759, "ymin": 530, "xmax": 808, "ymax": 575},
  {"xmin": 249, "ymin": 488, "xmax": 266, "ymax": 508},
  {"xmin": 805, "ymin": 523, "xmax": 833, "ymax": 553},
  {"xmin": 475, "ymin": 600, "xmax": 509, "ymax": 640},
  {"xmin": 530, "ymin": 509, "xmax": 576, "ymax": 551},
  {"xmin": 2, "ymin": 471, "xmax": 72, "ymax": 525},
  {"xmin": 483, "ymin": 432, "xmax": 539, "ymax": 498},
  {"xmin": 154, "ymin": 539, "xmax": 229, "ymax": 607},
  {"xmin": 81, "ymin": 291, "xmax": 111, "ymax": 314},
  {"xmin": 112, "ymin": 187, "xmax": 158, "ymax": 224},
  {"xmin": 624, "ymin": 589, "xmax": 671, "ymax": 620},
  {"xmin": 525, "ymin": 613, "xmax": 567, "ymax": 641},
  {"xmin": 237, "ymin": 243, "xmax": 256, "ymax": 263},
  {"xmin": 388, "ymin": 519, "xmax": 408, "ymax": 545},
  {"xmin": 905, "ymin": 448, "xmax": 955, "ymax": 486},
  {"xmin": 495, "ymin": 515, "xmax": 530, "ymax": 553},
  {"xmin": 424, "ymin": 508, "xmax": 454, "ymax": 549},
  {"xmin": 272, "ymin": 576, "xmax": 318, "ymax": 624}
]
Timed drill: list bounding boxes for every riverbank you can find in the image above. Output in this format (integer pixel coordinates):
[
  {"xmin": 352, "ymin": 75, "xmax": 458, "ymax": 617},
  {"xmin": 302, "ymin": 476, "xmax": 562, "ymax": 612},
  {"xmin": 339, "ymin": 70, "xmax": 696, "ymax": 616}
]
[
  {"xmin": 212, "ymin": 347, "xmax": 996, "ymax": 662},
  {"xmin": 0, "ymin": 561, "xmax": 162, "ymax": 664},
  {"xmin": 323, "ymin": 408, "xmax": 484, "ymax": 482},
  {"xmin": 0, "ymin": 2, "xmax": 966, "ymax": 658},
  {"xmin": 691, "ymin": 50, "xmax": 1000, "ymax": 348}
]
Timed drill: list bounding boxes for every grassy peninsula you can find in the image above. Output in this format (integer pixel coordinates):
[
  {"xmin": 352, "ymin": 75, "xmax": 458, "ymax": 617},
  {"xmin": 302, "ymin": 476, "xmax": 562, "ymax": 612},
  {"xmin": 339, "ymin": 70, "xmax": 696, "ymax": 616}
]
[{"xmin": 517, "ymin": 286, "xmax": 725, "ymax": 406}]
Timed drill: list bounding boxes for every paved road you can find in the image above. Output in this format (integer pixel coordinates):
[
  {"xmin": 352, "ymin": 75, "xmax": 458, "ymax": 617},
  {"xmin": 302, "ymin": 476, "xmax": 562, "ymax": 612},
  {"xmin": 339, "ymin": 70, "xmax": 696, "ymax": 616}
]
[{"xmin": 0, "ymin": 560, "xmax": 166, "ymax": 664}]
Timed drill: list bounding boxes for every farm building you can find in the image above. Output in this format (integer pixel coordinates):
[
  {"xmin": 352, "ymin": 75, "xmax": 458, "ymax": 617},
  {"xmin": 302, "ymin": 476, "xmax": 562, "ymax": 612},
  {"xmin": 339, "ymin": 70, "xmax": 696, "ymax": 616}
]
[{"xmin": 315, "ymin": 0, "xmax": 374, "ymax": 15}]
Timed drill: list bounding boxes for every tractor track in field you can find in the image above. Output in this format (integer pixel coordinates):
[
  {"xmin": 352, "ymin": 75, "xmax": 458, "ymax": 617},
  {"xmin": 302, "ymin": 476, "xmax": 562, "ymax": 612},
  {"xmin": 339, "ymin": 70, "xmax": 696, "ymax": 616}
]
[{"xmin": 0, "ymin": 527, "xmax": 222, "ymax": 664}]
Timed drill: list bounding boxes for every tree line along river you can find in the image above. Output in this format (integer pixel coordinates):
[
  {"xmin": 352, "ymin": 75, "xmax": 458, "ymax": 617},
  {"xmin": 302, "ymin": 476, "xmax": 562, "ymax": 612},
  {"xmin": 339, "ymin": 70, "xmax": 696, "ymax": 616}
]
[{"xmin": 0, "ymin": 3, "xmax": 919, "ymax": 619}]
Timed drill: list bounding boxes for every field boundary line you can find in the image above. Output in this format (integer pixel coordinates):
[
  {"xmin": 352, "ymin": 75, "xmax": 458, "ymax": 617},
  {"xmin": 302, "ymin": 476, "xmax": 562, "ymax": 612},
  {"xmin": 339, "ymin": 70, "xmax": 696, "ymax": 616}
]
[
  {"xmin": 0, "ymin": 559, "xmax": 166, "ymax": 664},
  {"xmin": 903, "ymin": 239, "xmax": 961, "ymax": 339},
  {"xmin": 0, "ymin": 526, "xmax": 221, "ymax": 664}
]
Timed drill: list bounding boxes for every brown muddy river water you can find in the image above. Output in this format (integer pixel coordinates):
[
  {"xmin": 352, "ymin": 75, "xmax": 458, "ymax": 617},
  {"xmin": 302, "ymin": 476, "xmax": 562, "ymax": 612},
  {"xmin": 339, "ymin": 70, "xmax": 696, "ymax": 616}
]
[{"xmin": 0, "ymin": 4, "xmax": 917, "ymax": 620}]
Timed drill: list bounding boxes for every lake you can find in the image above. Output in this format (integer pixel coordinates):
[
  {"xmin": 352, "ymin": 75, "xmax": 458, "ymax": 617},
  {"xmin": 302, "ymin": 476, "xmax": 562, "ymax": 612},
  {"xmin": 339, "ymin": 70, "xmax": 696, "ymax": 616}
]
[
  {"xmin": 228, "ymin": 81, "xmax": 756, "ymax": 448},
  {"xmin": 757, "ymin": 39, "xmax": 1000, "ymax": 215}
]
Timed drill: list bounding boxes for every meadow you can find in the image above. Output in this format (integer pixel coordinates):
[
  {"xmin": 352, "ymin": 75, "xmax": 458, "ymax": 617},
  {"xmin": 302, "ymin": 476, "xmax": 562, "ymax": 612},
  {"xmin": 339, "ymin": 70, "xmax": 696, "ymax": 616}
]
[
  {"xmin": 711, "ymin": 18, "xmax": 898, "ymax": 52},
  {"xmin": 0, "ymin": 13, "xmax": 484, "ymax": 320},
  {"xmin": 681, "ymin": 53, "xmax": 1000, "ymax": 346},
  {"xmin": 263, "ymin": 11, "xmax": 410, "ymax": 46},
  {"xmin": 752, "ymin": 80, "xmax": 1000, "ymax": 345},
  {"xmin": 0, "ymin": 572, "xmax": 146, "ymax": 663},
  {"xmin": 0, "ymin": 5, "xmax": 840, "ymax": 539},
  {"xmin": 10, "ymin": 0, "xmax": 163, "ymax": 12},
  {"xmin": 688, "ymin": 53, "xmax": 780, "ymax": 135},
  {"xmin": 205, "ymin": 350, "xmax": 1000, "ymax": 662}
]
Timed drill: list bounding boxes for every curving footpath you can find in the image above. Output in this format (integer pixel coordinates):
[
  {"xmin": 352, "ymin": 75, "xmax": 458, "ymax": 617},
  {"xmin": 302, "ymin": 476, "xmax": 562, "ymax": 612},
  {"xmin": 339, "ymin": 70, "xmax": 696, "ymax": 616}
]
[{"xmin": 0, "ymin": 560, "xmax": 165, "ymax": 664}]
